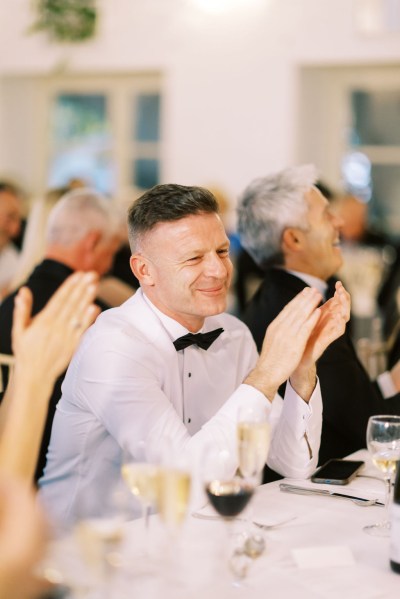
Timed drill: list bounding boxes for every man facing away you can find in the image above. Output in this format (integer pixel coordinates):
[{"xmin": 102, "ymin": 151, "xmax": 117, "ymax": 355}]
[
  {"xmin": 0, "ymin": 182, "xmax": 22, "ymax": 299},
  {"xmin": 0, "ymin": 188, "xmax": 119, "ymax": 482},
  {"xmin": 39, "ymin": 183, "xmax": 349, "ymax": 523},
  {"xmin": 238, "ymin": 164, "xmax": 400, "ymax": 469}
]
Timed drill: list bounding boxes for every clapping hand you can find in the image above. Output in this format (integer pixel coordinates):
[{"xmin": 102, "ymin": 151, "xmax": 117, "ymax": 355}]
[
  {"xmin": 0, "ymin": 272, "xmax": 100, "ymax": 481},
  {"xmin": 300, "ymin": 281, "xmax": 350, "ymax": 367},
  {"xmin": 245, "ymin": 287, "xmax": 323, "ymax": 400},
  {"xmin": 245, "ymin": 283, "xmax": 350, "ymax": 403},
  {"xmin": 12, "ymin": 271, "xmax": 100, "ymax": 385}
]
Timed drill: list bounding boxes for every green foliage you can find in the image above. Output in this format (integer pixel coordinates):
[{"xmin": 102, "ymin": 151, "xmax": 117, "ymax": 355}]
[{"xmin": 32, "ymin": 0, "xmax": 97, "ymax": 43}]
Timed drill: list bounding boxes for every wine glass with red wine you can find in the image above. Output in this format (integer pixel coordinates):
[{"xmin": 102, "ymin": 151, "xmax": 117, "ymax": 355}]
[{"xmin": 203, "ymin": 447, "xmax": 255, "ymax": 583}]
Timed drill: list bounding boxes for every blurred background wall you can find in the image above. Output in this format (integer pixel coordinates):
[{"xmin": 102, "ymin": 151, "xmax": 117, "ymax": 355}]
[{"xmin": 0, "ymin": 0, "xmax": 400, "ymax": 232}]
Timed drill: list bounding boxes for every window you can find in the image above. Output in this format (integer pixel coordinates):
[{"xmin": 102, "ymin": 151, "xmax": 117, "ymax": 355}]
[
  {"xmin": 0, "ymin": 73, "xmax": 162, "ymax": 196},
  {"xmin": 299, "ymin": 65, "xmax": 400, "ymax": 240}
]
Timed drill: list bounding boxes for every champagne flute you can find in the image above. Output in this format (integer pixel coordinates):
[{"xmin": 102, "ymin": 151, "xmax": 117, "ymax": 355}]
[
  {"xmin": 72, "ymin": 483, "xmax": 127, "ymax": 599},
  {"xmin": 237, "ymin": 404, "xmax": 270, "ymax": 484},
  {"xmin": 364, "ymin": 415, "xmax": 400, "ymax": 537},
  {"xmin": 237, "ymin": 404, "xmax": 270, "ymax": 554},
  {"xmin": 157, "ymin": 466, "xmax": 191, "ymax": 532},
  {"xmin": 121, "ymin": 442, "xmax": 160, "ymax": 554}
]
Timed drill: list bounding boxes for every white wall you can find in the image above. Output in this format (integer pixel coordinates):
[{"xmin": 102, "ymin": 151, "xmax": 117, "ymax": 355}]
[{"xmin": 1, "ymin": 0, "xmax": 400, "ymax": 202}]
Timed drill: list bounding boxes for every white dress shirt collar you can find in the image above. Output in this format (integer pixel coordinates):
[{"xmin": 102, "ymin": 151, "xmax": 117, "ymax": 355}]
[
  {"xmin": 142, "ymin": 291, "xmax": 205, "ymax": 341},
  {"xmin": 284, "ymin": 268, "xmax": 328, "ymax": 299}
]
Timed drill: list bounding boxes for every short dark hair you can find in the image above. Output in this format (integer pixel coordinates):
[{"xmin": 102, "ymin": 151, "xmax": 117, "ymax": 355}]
[{"xmin": 128, "ymin": 183, "xmax": 219, "ymax": 251}]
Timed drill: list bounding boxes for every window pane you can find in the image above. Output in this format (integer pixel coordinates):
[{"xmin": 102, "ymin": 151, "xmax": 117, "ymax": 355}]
[
  {"xmin": 134, "ymin": 94, "xmax": 161, "ymax": 141},
  {"xmin": 133, "ymin": 159, "xmax": 159, "ymax": 189},
  {"xmin": 370, "ymin": 164, "xmax": 400, "ymax": 238},
  {"xmin": 48, "ymin": 93, "xmax": 114, "ymax": 195},
  {"xmin": 350, "ymin": 90, "xmax": 400, "ymax": 146}
]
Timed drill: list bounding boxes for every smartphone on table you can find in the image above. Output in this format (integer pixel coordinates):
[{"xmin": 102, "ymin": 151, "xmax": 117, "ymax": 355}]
[{"xmin": 311, "ymin": 459, "xmax": 365, "ymax": 485}]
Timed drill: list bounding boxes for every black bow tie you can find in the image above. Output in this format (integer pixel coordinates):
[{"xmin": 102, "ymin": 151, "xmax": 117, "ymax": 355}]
[{"xmin": 173, "ymin": 327, "xmax": 224, "ymax": 351}]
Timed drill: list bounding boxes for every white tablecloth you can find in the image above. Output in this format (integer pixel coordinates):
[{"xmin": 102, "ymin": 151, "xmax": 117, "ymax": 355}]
[{"xmin": 50, "ymin": 450, "xmax": 399, "ymax": 598}]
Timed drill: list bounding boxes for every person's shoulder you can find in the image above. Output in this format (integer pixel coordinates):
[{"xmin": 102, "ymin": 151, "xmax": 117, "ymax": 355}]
[{"xmin": 83, "ymin": 292, "xmax": 153, "ymax": 346}]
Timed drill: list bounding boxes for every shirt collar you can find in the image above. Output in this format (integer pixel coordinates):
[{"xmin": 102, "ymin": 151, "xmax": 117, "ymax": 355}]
[
  {"xmin": 284, "ymin": 268, "xmax": 328, "ymax": 298},
  {"xmin": 142, "ymin": 292, "xmax": 205, "ymax": 341}
]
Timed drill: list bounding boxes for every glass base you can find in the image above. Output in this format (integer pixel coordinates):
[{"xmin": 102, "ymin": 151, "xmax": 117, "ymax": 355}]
[{"xmin": 363, "ymin": 520, "xmax": 391, "ymax": 537}]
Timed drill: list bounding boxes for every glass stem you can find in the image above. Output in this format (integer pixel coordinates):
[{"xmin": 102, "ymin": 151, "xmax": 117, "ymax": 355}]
[
  {"xmin": 383, "ymin": 475, "xmax": 392, "ymax": 524},
  {"xmin": 143, "ymin": 501, "xmax": 151, "ymax": 555},
  {"xmin": 101, "ymin": 547, "xmax": 111, "ymax": 599}
]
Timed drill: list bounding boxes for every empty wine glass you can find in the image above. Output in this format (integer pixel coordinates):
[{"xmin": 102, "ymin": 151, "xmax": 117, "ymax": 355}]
[{"xmin": 364, "ymin": 415, "xmax": 400, "ymax": 537}]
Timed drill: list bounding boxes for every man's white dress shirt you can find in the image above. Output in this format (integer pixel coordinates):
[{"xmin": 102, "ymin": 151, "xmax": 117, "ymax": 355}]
[{"xmin": 39, "ymin": 289, "xmax": 322, "ymax": 522}]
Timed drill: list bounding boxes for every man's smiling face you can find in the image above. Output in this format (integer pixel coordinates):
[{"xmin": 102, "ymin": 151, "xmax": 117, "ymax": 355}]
[{"xmin": 132, "ymin": 211, "xmax": 233, "ymax": 331}]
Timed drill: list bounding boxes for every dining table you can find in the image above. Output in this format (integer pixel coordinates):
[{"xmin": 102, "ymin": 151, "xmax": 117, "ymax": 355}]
[{"xmin": 47, "ymin": 450, "xmax": 399, "ymax": 598}]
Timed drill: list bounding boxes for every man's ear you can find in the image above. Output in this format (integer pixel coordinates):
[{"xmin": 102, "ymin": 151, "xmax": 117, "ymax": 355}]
[
  {"xmin": 82, "ymin": 229, "xmax": 102, "ymax": 252},
  {"xmin": 130, "ymin": 254, "xmax": 155, "ymax": 286},
  {"xmin": 282, "ymin": 227, "xmax": 302, "ymax": 253},
  {"xmin": 77, "ymin": 230, "xmax": 102, "ymax": 270}
]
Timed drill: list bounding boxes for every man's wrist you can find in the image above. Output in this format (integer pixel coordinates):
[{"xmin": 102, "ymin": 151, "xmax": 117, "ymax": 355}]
[
  {"xmin": 244, "ymin": 368, "xmax": 278, "ymax": 402},
  {"xmin": 289, "ymin": 363, "xmax": 316, "ymax": 403}
]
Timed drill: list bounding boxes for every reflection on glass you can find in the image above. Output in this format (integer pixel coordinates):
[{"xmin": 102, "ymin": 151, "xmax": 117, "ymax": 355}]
[
  {"xmin": 134, "ymin": 94, "xmax": 161, "ymax": 142},
  {"xmin": 48, "ymin": 93, "xmax": 114, "ymax": 195}
]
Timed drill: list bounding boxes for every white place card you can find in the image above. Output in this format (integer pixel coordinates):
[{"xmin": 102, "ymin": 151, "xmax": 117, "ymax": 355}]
[{"xmin": 292, "ymin": 545, "xmax": 356, "ymax": 569}]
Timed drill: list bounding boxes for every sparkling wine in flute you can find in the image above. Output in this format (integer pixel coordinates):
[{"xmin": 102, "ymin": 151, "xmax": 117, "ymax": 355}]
[
  {"xmin": 157, "ymin": 468, "xmax": 191, "ymax": 528},
  {"xmin": 121, "ymin": 462, "xmax": 159, "ymax": 505},
  {"xmin": 206, "ymin": 480, "xmax": 254, "ymax": 519},
  {"xmin": 237, "ymin": 421, "xmax": 270, "ymax": 479},
  {"xmin": 369, "ymin": 441, "xmax": 400, "ymax": 476},
  {"xmin": 372, "ymin": 455, "xmax": 399, "ymax": 476}
]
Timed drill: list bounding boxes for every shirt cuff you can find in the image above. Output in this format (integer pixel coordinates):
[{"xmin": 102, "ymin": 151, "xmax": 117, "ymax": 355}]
[
  {"xmin": 280, "ymin": 378, "xmax": 322, "ymax": 441},
  {"xmin": 377, "ymin": 371, "xmax": 398, "ymax": 399},
  {"xmin": 214, "ymin": 383, "xmax": 271, "ymax": 423}
]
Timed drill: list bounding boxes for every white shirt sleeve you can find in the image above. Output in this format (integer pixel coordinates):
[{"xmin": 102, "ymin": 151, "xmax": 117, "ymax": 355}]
[
  {"xmin": 75, "ymin": 326, "xmax": 322, "ymax": 480},
  {"xmin": 377, "ymin": 371, "xmax": 398, "ymax": 399},
  {"xmin": 266, "ymin": 379, "xmax": 323, "ymax": 479}
]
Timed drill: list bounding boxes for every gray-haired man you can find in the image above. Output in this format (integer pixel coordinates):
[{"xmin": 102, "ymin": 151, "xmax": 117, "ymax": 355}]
[
  {"xmin": 238, "ymin": 164, "xmax": 400, "ymax": 473},
  {"xmin": 0, "ymin": 188, "xmax": 119, "ymax": 481}
]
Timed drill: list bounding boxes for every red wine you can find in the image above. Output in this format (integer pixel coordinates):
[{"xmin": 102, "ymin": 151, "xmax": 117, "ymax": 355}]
[{"xmin": 206, "ymin": 480, "xmax": 254, "ymax": 518}]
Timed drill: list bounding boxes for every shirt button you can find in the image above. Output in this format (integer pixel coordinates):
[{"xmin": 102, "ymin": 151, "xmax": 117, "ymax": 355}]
[
  {"xmin": 188, "ymin": 418, "xmax": 191, "ymax": 423},
  {"xmin": 188, "ymin": 372, "xmax": 192, "ymax": 378}
]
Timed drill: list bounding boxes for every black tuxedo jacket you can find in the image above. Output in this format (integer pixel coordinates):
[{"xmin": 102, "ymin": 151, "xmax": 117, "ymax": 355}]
[
  {"xmin": 0, "ymin": 259, "xmax": 109, "ymax": 483},
  {"xmin": 243, "ymin": 268, "xmax": 400, "ymax": 468}
]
